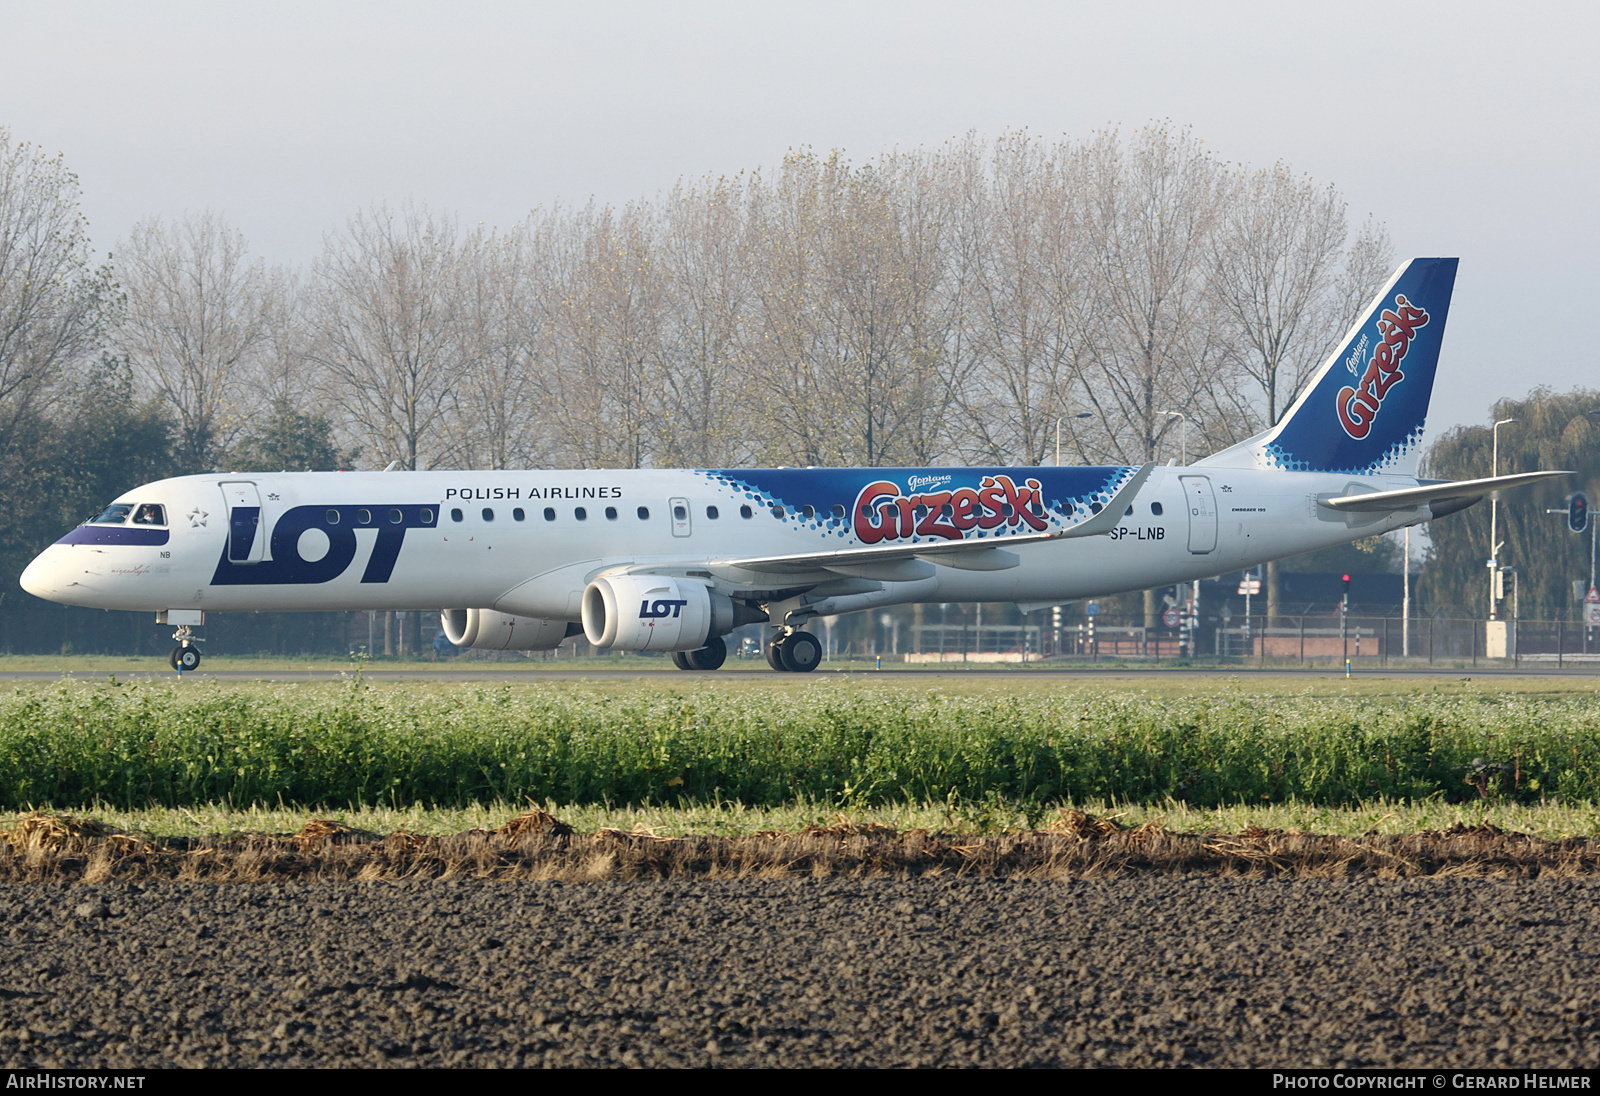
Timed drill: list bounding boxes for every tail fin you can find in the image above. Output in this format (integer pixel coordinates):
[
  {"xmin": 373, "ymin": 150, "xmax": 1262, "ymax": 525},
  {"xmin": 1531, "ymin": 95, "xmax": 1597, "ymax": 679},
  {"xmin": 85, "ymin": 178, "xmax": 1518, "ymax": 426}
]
[{"xmin": 1203, "ymin": 257, "xmax": 1458, "ymax": 476}]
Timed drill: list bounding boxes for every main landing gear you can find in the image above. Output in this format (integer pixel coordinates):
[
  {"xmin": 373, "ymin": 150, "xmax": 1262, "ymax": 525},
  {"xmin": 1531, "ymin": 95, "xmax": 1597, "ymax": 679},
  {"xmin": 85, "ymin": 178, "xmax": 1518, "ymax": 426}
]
[
  {"xmin": 670, "ymin": 635, "xmax": 727, "ymax": 672},
  {"xmin": 169, "ymin": 625, "xmax": 202, "ymax": 672},
  {"xmin": 765, "ymin": 629, "xmax": 821, "ymax": 673}
]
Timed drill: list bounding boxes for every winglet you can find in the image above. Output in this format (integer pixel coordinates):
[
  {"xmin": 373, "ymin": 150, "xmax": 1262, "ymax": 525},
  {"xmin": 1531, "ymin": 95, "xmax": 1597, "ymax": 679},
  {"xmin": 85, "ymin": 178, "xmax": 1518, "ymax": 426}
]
[{"xmin": 1055, "ymin": 463, "xmax": 1154, "ymax": 539}]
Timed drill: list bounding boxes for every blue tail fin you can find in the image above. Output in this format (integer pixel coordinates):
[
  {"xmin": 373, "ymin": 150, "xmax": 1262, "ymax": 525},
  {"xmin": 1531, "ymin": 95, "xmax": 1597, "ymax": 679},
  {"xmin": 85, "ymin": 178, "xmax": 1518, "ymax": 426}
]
[{"xmin": 1219, "ymin": 257, "xmax": 1458, "ymax": 476}]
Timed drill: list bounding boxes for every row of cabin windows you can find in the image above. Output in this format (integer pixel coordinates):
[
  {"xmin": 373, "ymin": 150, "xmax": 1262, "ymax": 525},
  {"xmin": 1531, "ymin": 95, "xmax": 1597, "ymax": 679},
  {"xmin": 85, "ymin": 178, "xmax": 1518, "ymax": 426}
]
[
  {"xmin": 446, "ymin": 503, "xmax": 765, "ymax": 523},
  {"xmin": 439, "ymin": 499, "xmax": 1169, "ymax": 524},
  {"xmin": 325, "ymin": 508, "xmax": 436, "ymax": 525}
]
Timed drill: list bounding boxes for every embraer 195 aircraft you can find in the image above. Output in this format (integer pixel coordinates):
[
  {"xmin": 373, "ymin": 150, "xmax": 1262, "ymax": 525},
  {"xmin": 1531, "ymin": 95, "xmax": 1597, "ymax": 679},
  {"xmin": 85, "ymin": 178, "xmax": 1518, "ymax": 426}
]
[{"xmin": 20, "ymin": 258, "xmax": 1566, "ymax": 671}]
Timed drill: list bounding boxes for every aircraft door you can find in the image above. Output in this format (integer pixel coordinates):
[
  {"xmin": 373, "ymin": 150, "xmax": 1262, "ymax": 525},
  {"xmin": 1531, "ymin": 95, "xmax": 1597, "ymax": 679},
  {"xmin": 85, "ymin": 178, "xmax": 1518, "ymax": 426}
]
[
  {"xmin": 1178, "ymin": 475, "xmax": 1217, "ymax": 555},
  {"xmin": 670, "ymin": 497, "xmax": 692, "ymax": 538},
  {"xmin": 219, "ymin": 481, "xmax": 266, "ymax": 564}
]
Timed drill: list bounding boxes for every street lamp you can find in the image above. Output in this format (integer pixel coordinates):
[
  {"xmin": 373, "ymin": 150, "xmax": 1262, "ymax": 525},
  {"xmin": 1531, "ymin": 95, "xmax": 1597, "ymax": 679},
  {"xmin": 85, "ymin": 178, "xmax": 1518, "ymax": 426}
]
[
  {"xmin": 1489, "ymin": 417, "xmax": 1517, "ymax": 620},
  {"xmin": 1055, "ymin": 413, "xmax": 1093, "ymax": 466},
  {"xmin": 1157, "ymin": 411, "xmax": 1188, "ymax": 465}
]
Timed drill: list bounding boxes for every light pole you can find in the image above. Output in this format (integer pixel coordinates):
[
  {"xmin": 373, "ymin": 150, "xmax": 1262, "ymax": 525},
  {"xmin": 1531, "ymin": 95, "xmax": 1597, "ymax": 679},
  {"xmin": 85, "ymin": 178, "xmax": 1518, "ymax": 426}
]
[
  {"xmin": 1055, "ymin": 413, "xmax": 1093, "ymax": 466},
  {"xmin": 1158, "ymin": 410, "xmax": 1188, "ymax": 465},
  {"xmin": 1488, "ymin": 417, "xmax": 1517, "ymax": 620}
]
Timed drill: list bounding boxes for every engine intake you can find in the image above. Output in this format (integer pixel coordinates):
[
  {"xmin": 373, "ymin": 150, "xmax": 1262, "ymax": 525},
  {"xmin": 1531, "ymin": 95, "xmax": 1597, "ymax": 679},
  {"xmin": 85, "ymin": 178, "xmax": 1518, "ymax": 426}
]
[
  {"xmin": 441, "ymin": 609, "xmax": 579, "ymax": 651},
  {"xmin": 582, "ymin": 575, "xmax": 760, "ymax": 651}
]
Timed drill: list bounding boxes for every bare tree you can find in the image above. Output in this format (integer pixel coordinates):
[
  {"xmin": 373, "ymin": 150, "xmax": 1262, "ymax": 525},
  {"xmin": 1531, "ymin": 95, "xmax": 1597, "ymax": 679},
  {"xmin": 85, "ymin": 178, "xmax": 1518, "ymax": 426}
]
[
  {"xmin": 651, "ymin": 176, "xmax": 755, "ymax": 467},
  {"xmin": 309, "ymin": 204, "xmax": 470, "ymax": 471},
  {"xmin": 1075, "ymin": 124, "xmax": 1226, "ymax": 465},
  {"xmin": 445, "ymin": 220, "xmax": 563, "ymax": 470},
  {"xmin": 541, "ymin": 203, "xmax": 665, "ymax": 469},
  {"xmin": 116, "ymin": 211, "xmax": 282, "ymax": 472},
  {"xmin": 943, "ymin": 133, "xmax": 1097, "ymax": 465},
  {"xmin": 0, "ymin": 128, "xmax": 107, "ymax": 448},
  {"xmin": 1207, "ymin": 165, "xmax": 1359, "ymax": 431}
]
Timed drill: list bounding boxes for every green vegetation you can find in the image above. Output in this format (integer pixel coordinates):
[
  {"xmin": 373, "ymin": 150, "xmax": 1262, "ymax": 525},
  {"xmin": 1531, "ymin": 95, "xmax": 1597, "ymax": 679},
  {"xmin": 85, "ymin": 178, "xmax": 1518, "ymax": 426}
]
[{"xmin": 2, "ymin": 678, "xmax": 1598, "ymax": 814}]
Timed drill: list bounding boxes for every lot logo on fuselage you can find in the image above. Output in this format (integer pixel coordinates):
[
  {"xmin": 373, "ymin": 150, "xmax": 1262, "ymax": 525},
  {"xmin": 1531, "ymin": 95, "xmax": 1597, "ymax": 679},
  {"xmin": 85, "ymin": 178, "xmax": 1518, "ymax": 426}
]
[
  {"xmin": 210, "ymin": 504, "xmax": 435, "ymax": 585},
  {"xmin": 854, "ymin": 474, "xmax": 1048, "ymax": 544},
  {"xmin": 1336, "ymin": 294, "xmax": 1429, "ymax": 440}
]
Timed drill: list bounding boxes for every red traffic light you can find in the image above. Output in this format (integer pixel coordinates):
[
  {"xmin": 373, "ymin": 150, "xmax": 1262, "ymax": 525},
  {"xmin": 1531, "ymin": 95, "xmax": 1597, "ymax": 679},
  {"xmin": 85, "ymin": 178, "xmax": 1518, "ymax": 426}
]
[{"xmin": 1571, "ymin": 493, "xmax": 1590, "ymax": 534}]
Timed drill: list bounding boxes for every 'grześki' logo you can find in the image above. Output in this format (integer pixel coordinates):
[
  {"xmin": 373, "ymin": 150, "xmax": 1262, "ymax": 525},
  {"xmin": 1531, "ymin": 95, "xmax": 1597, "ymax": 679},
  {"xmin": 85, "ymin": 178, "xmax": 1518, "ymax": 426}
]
[
  {"xmin": 1336, "ymin": 294, "xmax": 1430, "ymax": 440},
  {"xmin": 854, "ymin": 474, "xmax": 1047, "ymax": 544}
]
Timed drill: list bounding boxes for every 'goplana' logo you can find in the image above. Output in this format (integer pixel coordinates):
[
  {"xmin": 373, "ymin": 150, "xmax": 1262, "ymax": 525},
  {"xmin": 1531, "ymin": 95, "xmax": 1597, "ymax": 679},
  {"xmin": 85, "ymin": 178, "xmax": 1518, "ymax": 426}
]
[
  {"xmin": 854, "ymin": 474, "xmax": 1048, "ymax": 544},
  {"xmin": 1336, "ymin": 294, "xmax": 1430, "ymax": 440}
]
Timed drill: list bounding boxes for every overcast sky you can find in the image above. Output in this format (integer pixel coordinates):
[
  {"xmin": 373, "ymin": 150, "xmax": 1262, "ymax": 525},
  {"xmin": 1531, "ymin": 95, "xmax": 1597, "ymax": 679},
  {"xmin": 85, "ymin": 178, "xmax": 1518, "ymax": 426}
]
[{"xmin": 4, "ymin": 0, "xmax": 1595, "ymax": 444}]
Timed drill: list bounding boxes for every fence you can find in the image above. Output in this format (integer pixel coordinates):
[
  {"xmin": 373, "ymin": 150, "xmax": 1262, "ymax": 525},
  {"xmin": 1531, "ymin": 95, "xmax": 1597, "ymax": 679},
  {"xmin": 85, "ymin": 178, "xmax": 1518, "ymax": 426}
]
[{"xmin": 907, "ymin": 615, "xmax": 1600, "ymax": 668}]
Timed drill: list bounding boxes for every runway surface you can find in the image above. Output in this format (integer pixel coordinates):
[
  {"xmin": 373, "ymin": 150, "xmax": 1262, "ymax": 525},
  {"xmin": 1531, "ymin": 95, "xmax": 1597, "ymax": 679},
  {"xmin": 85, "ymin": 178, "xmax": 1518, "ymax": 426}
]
[
  {"xmin": 0, "ymin": 664, "xmax": 1597, "ymax": 683},
  {"xmin": 3, "ymin": 876, "xmax": 1598, "ymax": 1068}
]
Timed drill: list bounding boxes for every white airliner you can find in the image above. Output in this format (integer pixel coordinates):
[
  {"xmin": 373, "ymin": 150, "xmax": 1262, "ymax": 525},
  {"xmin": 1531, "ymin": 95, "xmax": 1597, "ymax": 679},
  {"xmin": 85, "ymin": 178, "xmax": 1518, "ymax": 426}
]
[{"xmin": 20, "ymin": 257, "xmax": 1565, "ymax": 672}]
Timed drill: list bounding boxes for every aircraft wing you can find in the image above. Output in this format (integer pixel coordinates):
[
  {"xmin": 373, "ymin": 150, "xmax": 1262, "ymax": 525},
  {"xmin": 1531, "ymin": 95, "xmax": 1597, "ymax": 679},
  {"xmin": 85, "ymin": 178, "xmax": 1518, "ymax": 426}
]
[
  {"xmin": 1319, "ymin": 470, "xmax": 1570, "ymax": 512},
  {"xmin": 711, "ymin": 462, "xmax": 1153, "ymax": 578}
]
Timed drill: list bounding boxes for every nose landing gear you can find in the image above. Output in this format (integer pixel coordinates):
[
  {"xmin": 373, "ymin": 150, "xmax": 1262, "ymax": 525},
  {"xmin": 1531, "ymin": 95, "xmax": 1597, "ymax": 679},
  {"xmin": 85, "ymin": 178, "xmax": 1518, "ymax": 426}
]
[{"xmin": 169, "ymin": 624, "xmax": 202, "ymax": 672}]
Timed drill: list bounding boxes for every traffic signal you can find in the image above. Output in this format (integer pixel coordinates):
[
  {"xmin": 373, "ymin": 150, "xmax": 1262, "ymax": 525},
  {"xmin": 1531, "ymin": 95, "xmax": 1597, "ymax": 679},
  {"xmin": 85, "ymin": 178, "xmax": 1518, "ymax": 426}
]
[
  {"xmin": 1342, "ymin": 574, "xmax": 1351, "ymax": 596},
  {"xmin": 1571, "ymin": 493, "xmax": 1590, "ymax": 534}
]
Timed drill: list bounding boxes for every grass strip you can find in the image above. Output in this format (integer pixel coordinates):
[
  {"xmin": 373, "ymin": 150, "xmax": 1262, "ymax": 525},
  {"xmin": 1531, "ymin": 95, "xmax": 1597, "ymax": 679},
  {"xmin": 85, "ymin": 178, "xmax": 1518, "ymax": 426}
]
[{"xmin": 3, "ymin": 679, "xmax": 1599, "ymax": 810}]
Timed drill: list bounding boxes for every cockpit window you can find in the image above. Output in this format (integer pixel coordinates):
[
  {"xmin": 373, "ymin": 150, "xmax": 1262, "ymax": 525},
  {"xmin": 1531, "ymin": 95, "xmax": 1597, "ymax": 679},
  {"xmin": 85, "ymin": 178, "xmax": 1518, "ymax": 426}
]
[
  {"xmin": 131, "ymin": 503, "xmax": 166, "ymax": 526},
  {"xmin": 89, "ymin": 503, "xmax": 134, "ymax": 525}
]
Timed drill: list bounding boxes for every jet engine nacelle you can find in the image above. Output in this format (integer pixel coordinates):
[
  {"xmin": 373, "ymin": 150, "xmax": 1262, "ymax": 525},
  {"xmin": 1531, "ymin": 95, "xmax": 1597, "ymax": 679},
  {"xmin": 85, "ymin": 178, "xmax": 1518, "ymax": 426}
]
[
  {"xmin": 441, "ymin": 608, "xmax": 577, "ymax": 651},
  {"xmin": 582, "ymin": 575, "xmax": 741, "ymax": 651}
]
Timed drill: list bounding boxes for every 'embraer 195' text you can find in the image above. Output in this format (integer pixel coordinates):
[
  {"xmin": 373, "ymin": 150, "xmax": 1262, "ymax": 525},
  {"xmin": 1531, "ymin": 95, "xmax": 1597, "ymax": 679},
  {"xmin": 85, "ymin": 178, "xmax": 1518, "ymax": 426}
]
[
  {"xmin": 853, "ymin": 474, "xmax": 1048, "ymax": 544},
  {"xmin": 1336, "ymin": 294, "xmax": 1430, "ymax": 440}
]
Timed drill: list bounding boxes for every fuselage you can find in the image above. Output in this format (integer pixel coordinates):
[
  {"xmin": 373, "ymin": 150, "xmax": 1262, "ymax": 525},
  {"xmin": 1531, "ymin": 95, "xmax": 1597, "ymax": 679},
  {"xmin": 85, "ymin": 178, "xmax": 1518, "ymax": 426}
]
[{"xmin": 19, "ymin": 463, "xmax": 1427, "ymax": 618}]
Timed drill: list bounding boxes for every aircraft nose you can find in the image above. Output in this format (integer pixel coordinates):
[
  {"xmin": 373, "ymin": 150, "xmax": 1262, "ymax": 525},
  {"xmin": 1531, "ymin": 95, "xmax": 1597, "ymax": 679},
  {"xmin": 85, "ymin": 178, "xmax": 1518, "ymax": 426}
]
[{"xmin": 20, "ymin": 548, "xmax": 64, "ymax": 601}]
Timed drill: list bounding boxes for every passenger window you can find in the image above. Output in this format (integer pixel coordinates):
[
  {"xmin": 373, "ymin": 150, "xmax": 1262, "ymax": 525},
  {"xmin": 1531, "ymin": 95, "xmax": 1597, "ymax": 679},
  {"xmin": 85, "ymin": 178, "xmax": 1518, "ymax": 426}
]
[
  {"xmin": 706, "ymin": 506, "xmax": 719, "ymax": 519},
  {"xmin": 513, "ymin": 508, "xmax": 525, "ymax": 521},
  {"xmin": 482, "ymin": 508, "xmax": 494, "ymax": 522},
  {"xmin": 1152, "ymin": 502, "xmax": 1164, "ymax": 515},
  {"xmin": 357, "ymin": 509, "xmax": 372, "ymax": 524},
  {"xmin": 328, "ymin": 510, "xmax": 343, "ymax": 525},
  {"xmin": 605, "ymin": 506, "xmax": 618, "ymax": 520},
  {"xmin": 673, "ymin": 504, "xmax": 687, "ymax": 521},
  {"xmin": 575, "ymin": 507, "xmax": 587, "ymax": 521},
  {"xmin": 771, "ymin": 505, "xmax": 786, "ymax": 519},
  {"xmin": 741, "ymin": 505, "xmax": 753, "ymax": 519},
  {"xmin": 420, "ymin": 509, "xmax": 434, "ymax": 524},
  {"xmin": 389, "ymin": 508, "xmax": 404, "ymax": 524},
  {"xmin": 544, "ymin": 507, "xmax": 556, "ymax": 521},
  {"xmin": 451, "ymin": 508, "xmax": 463, "ymax": 522},
  {"xmin": 1125, "ymin": 506, "xmax": 1134, "ymax": 516},
  {"xmin": 636, "ymin": 506, "xmax": 650, "ymax": 520},
  {"xmin": 832, "ymin": 504, "xmax": 846, "ymax": 520}
]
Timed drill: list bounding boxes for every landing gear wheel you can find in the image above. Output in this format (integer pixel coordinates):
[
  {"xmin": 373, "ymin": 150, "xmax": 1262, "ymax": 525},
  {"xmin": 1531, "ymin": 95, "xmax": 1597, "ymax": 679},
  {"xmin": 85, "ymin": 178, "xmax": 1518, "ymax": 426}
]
[
  {"xmin": 685, "ymin": 636, "xmax": 727, "ymax": 672},
  {"xmin": 671, "ymin": 651, "xmax": 693, "ymax": 671},
  {"xmin": 765, "ymin": 637, "xmax": 787, "ymax": 671},
  {"xmin": 172, "ymin": 646, "xmax": 201, "ymax": 672},
  {"xmin": 777, "ymin": 631, "xmax": 822, "ymax": 673}
]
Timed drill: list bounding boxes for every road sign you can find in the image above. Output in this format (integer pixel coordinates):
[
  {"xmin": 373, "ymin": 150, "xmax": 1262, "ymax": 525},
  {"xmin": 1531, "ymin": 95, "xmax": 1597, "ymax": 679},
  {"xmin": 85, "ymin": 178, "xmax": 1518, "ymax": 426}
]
[
  {"xmin": 1237, "ymin": 580, "xmax": 1261, "ymax": 595},
  {"xmin": 1162, "ymin": 607, "xmax": 1180, "ymax": 628},
  {"xmin": 1588, "ymin": 586, "xmax": 1600, "ymax": 627},
  {"xmin": 1085, "ymin": 601, "xmax": 1100, "ymax": 618}
]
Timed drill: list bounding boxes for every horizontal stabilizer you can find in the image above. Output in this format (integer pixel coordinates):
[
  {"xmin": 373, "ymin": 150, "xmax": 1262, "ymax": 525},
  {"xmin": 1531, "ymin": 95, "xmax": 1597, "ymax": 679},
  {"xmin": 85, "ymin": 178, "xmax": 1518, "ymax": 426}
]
[{"xmin": 1319, "ymin": 470, "xmax": 1570, "ymax": 512}]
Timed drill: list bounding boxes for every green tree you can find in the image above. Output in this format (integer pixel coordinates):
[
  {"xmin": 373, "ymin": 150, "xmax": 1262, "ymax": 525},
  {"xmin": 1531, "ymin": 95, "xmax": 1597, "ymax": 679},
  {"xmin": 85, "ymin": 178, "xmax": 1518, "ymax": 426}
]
[
  {"xmin": 0, "ymin": 357, "xmax": 176, "ymax": 653},
  {"xmin": 228, "ymin": 397, "xmax": 355, "ymax": 472},
  {"xmin": 1419, "ymin": 387, "xmax": 1600, "ymax": 618}
]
